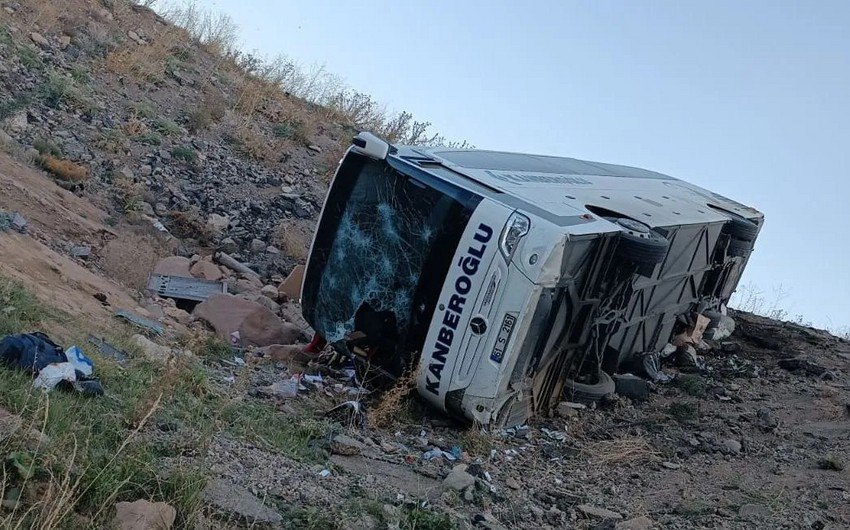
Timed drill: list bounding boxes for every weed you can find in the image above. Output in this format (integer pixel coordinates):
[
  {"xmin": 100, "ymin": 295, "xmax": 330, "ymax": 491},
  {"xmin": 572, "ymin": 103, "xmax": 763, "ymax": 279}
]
[
  {"xmin": 0, "ymin": 94, "xmax": 32, "ymax": 121},
  {"xmin": 128, "ymin": 101, "xmax": 156, "ymax": 119},
  {"xmin": 186, "ymin": 108, "xmax": 211, "ymax": 133},
  {"xmin": 40, "ymin": 71, "xmax": 93, "ymax": 111},
  {"xmin": 403, "ymin": 506, "xmax": 454, "ymax": 530},
  {"xmin": 135, "ymin": 131, "xmax": 163, "ymax": 146},
  {"xmin": 668, "ymin": 402, "xmax": 699, "ymax": 423},
  {"xmin": 199, "ymin": 335, "xmax": 231, "ymax": 360},
  {"xmin": 94, "ymin": 129, "xmax": 127, "ymax": 153},
  {"xmin": 171, "ymin": 146, "xmax": 196, "ymax": 163},
  {"xmin": 674, "ymin": 499, "xmax": 713, "ymax": 517},
  {"xmin": 273, "ymin": 119, "xmax": 311, "ymax": 145},
  {"xmin": 369, "ymin": 369, "xmax": 417, "ymax": 429},
  {"xmin": 164, "ymin": 54, "xmax": 183, "ymax": 77},
  {"xmin": 281, "ymin": 506, "xmax": 338, "ymax": 529},
  {"xmin": 153, "ymin": 117, "xmax": 182, "ymax": 136},
  {"xmin": 0, "ymin": 27, "xmax": 11, "ymax": 47},
  {"xmin": 460, "ymin": 427, "xmax": 494, "ymax": 458},
  {"xmin": 16, "ymin": 45, "xmax": 41, "ymax": 69},
  {"xmin": 677, "ymin": 374, "xmax": 707, "ymax": 398},
  {"xmin": 70, "ymin": 66, "xmax": 91, "ymax": 84},
  {"xmin": 40, "ymin": 155, "xmax": 88, "ymax": 182},
  {"xmin": 32, "ymin": 137, "xmax": 63, "ymax": 158},
  {"xmin": 113, "ymin": 174, "xmax": 144, "ymax": 213},
  {"xmin": 0, "ymin": 278, "xmax": 53, "ymax": 336}
]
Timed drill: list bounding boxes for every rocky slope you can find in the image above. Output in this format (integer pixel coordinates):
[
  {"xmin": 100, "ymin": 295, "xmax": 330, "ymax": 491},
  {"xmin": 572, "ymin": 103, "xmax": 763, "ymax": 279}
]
[{"xmin": 1, "ymin": 0, "xmax": 345, "ymax": 285}]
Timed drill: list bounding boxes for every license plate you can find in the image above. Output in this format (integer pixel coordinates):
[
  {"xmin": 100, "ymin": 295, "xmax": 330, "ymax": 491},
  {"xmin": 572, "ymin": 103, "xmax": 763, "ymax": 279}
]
[{"xmin": 490, "ymin": 313, "xmax": 517, "ymax": 363}]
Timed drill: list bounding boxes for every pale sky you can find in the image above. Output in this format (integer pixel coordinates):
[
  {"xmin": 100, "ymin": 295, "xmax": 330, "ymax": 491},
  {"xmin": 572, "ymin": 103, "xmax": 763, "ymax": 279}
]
[{"xmin": 208, "ymin": 0, "xmax": 849, "ymax": 329}]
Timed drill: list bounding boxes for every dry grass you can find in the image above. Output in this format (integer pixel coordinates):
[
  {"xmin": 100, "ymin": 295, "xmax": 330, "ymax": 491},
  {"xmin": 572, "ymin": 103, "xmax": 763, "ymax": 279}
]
[
  {"xmin": 368, "ymin": 369, "xmax": 418, "ymax": 429},
  {"xmin": 20, "ymin": 0, "xmax": 60, "ymax": 32},
  {"xmin": 40, "ymin": 155, "xmax": 88, "ymax": 182},
  {"xmin": 581, "ymin": 436, "xmax": 660, "ymax": 466},
  {"xmin": 273, "ymin": 219, "xmax": 314, "ymax": 261},
  {"xmin": 106, "ymin": 24, "xmax": 188, "ymax": 82}
]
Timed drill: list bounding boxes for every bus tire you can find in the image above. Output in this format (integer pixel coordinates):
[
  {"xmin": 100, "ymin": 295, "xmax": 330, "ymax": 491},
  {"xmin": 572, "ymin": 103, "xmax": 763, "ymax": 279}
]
[{"xmin": 611, "ymin": 218, "xmax": 670, "ymax": 265}]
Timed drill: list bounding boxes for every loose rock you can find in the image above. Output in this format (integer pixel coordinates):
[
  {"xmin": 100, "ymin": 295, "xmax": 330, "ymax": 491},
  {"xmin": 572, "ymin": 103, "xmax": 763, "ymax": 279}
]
[
  {"xmin": 578, "ymin": 504, "xmax": 623, "ymax": 520},
  {"xmin": 114, "ymin": 500, "xmax": 176, "ymax": 530},
  {"xmin": 443, "ymin": 464, "xmax": 476, "ymax": 491},
  {"xmin": 202, "ymin": 478, "xmax": 282, "ymax": 524}
]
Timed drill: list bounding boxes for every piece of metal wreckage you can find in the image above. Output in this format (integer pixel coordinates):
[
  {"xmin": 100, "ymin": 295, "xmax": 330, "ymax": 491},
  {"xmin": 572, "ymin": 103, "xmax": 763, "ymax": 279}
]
[
  {"xmin": 114, "ymin": 309, "xmax": 165, "ymax": 335},
  {"xmin": 146, "ymin": 273, "xmax": 228, "ymax": 303}
]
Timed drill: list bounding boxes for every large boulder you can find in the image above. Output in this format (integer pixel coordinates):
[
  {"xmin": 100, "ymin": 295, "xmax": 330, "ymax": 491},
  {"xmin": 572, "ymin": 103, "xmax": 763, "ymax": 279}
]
[
  {"xmin": 193, "ymin": 294, "xmax": 300, "ymax": 347},
  {"xmin": 153, "ymin": 256, "xmax": 192, "ymax": 277}
]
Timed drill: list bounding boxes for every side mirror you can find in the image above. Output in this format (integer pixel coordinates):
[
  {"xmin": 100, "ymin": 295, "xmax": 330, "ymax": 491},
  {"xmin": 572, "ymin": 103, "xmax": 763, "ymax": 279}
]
[{"xmin": 351, "ymin": 131, "xmax": 390, "ymax": 160}]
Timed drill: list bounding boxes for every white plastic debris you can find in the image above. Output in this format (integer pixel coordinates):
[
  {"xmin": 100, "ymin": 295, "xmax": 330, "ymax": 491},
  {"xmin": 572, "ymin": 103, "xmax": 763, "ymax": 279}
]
[
  {"xmin": 319, "ymin": 469, "xmax": 331, "ymax": 478},
  {"xmin": 34, "ymin": 362, "xmax": 76, "ymax": 391},
  {"xmin": 65, "ymin": 346, "xmax": 93, "ymax": 376}
]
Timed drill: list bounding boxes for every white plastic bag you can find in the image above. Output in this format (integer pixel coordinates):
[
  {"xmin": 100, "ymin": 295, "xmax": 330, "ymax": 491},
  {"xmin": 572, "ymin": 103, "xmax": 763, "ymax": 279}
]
[
  {"xmin": 34, "ymin": 362, "xmax": 77, "ymax": 391},
  {"xmin": 65, "ymin": 346, "xmax": 94, "ymax": 376}
]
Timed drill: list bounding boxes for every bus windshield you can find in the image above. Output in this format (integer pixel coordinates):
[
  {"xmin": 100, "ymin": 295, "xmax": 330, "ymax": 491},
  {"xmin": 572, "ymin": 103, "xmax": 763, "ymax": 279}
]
[{"xmin": 302, "ymin": 153, "xmax": 481, "ymax": 374}]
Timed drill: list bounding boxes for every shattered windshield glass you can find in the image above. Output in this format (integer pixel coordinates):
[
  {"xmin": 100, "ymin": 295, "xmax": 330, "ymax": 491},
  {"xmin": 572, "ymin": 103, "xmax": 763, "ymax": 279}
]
[{"xmin": 303, "ymin": 153, "xmax": 480, "ymax": 371}]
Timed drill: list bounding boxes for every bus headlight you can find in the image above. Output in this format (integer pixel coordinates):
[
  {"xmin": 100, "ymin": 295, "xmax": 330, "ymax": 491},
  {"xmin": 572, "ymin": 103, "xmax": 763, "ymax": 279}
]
[{"xmin": 499, "ymin": 213, "xmax": 530, "ymax": 261}]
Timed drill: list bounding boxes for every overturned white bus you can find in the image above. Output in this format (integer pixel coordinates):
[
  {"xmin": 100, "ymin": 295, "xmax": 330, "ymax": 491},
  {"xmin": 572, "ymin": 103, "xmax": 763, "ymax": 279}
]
[{"xmin": 301, "ymin": 132, "xmax": 763, "ymax": 426}]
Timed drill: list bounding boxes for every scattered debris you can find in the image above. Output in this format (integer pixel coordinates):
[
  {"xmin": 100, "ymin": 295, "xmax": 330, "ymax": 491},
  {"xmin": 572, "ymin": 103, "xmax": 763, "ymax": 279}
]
[
  {"xmin": 0, "ymin": 333, "xmax": 102, "ymax": 395},
  {"xmin": 33, "ymin": 362, "xmax": 76, "ymax": 391},
  {"xmin": 214, "ymin": 252, "xmax": 260, "ymax": 279},
  {"xmin": 147, "ymin": 273, "xmax": 227, "ymax": 302},
  {"xmin": 613, "ymin": 373, "xmax": 650, "ymax": 400},
  {"xmin": 114, "ymin": 309, "xmax": 165, "ymax": 335},
  {"xmin": 87, "ymin": 335, "xmax": 129, "ymax": 363},
  {"xmin": 278, "ymin": 265, "xmax": 305, "ymax": 301},
  {"xmin": 325, "ymin": 400, "xmax": 366, "ymax": 427}
]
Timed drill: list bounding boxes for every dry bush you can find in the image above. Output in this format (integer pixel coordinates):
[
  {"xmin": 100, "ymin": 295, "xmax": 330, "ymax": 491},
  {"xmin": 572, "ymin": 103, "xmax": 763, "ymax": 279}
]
[
  {"xmin": 169, "ymin": 207, "xmax": 213, "ymax": 243},
  {"xmin": 106, "ymin": 24, "xmax": 188, "ymax": 82},
  {"xmin": 40, "ymin": 155, "xmax": 88, "ymax": 182},
  {"xmin": 112, "ymin": 174, "xmax": 144, "ymax": 213},
  {"xmin": 162, "ymin": 0, "xmax": 239, "ymax": 54},
  {"xmin": 273, "ymin": 219, "xmax": 314, "ymax": 261},
  {"xmin": 122, "ymin": 118, "xmax": 148, "ymax": 137},
  {"xmin": 186, "ymin": 89, "xmax": 227, "ymax": 132},
  {"xmin": 369, "ymin": 369, "xmax": 418, "ymax": 429}
]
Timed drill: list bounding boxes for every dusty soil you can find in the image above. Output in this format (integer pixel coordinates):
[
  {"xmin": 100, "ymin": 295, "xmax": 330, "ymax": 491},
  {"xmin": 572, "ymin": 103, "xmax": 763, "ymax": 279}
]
[{"xmin": 0, "ymin": 153, "xmax": 150, "ymax": 324}]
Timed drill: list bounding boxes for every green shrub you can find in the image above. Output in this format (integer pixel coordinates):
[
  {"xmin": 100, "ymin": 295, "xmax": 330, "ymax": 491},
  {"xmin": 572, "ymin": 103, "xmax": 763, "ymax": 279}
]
[
  {"xmin": 171, "ymin": 146, "xmax": 196, "ymax": 162},
  {"xmin": 153, "ymin": 117, "xmax": 182, "ymax": 136},
  {"xmin": 136, "ymin": 132, "xmax": 163, "ymax": 146}
]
